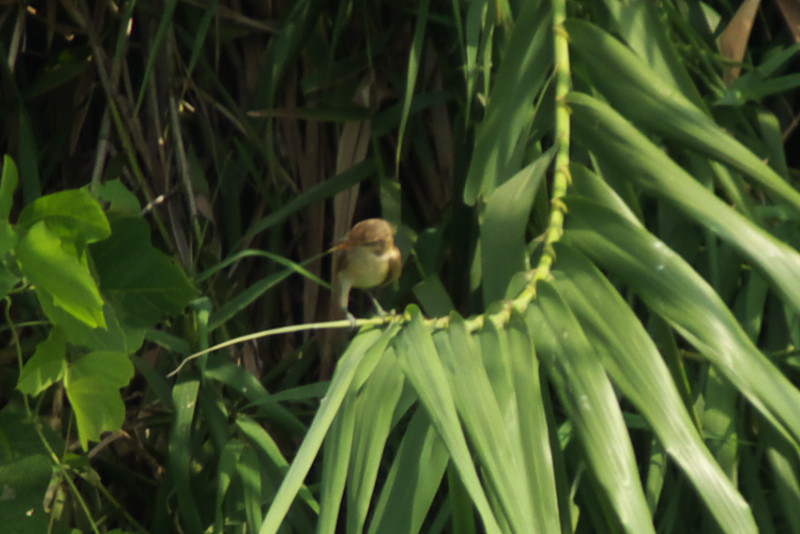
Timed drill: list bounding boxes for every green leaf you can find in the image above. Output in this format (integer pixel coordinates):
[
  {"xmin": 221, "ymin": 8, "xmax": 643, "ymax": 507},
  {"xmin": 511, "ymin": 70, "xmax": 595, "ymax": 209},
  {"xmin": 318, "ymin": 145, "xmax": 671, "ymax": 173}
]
[
  {"xmin": 531, "ymin": 285, "xmax": 656, "ymax": 534},
  {"xmin": 0, "ymin": 155, "xmax": 18, "ymax": 256},
  {"xmin": 91, "ymin": 217, "xmax": 196, "ymax": 328},
  {"xmin": 0, "ymin": 407, "xmax": 51, "ymax": 534},
  {"xmin": 463, "ymin": 0, "xmax": 552, "ymax": 204},
  {"xmin": 551, "ymin": 244, "xmax": 757, "ymax": 533},
  {"xmin": 0, "ymin": 262, "xmax": 18, "ymax": 300},
  {"xmin": 435, "ymin": 313, "xmax": 539, "ymax": 532},
  {"xmin": 394, "ymin": 306, "xmax": 502, "ymax": 534},
  {"xmin": 319, "ymin": 392, "xmax": 356, "ymax": 534},
  {"xmin": 94, "ymin": 179, "xmax": 142, "ymax": 216},
  {"xmin": 0, "ymin": 155, "xmax": 18, "ymax": 222},
  {"xmin": 65, "ymin": 350, "xmax": 134, "ymax": 450},
  {"xmin": 17, "ymin": 326, "xmax": 67, "ymax": 396},
  {"xmin": 366, "ymin": 410, "xmax": 449, "ymax": 534},
  {"xmin": 566, "ymin": 20, "xmax": 800, "ymax": 214},
  {"xmin": 481, "ymin": 147, "xmax": 554, "ymax": 303},
  {"xmin": 35, "ymin": 290, "xmax": 144, "ymax": 353},
  {"xmin": 16, "ymin": 221, "xmax": 106, "ymax": 329},
  {"xmin": 565, "ymin": 197, "xmax": 800, "ymax": 449},
  {"xmin": 17, "ymin": 188, "xmax": 111, "ymax": 244},
  {"xmin": 569, "ymin": 91, "xmax": 800, "ymax": 316},
  {"xmin": 259, "ymin": 327, "xmax": 398, "ymax": 534},
  {"xmin": 346, "ymin": 349, "xmax": 405, "ymax": 533}
]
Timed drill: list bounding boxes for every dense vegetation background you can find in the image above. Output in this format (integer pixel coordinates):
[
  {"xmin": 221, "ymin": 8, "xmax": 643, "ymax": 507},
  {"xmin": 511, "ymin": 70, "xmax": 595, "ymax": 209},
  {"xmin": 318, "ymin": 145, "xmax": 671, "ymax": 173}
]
[{"xmin": 2, "ymin": 0, "xmax": 800, "ymax": 533}]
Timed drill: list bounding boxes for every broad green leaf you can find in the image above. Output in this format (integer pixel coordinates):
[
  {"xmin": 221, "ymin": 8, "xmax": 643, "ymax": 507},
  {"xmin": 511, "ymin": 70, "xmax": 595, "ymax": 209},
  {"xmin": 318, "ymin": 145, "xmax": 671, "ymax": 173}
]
[
  {"xmin": 17, "ymin": 188, "xmax": 111, "ymax": 244},
  {"xmin": 504, "ymin": 311, "xmax": 562, "ymax": 533},
  {"xmin": 346, "ymin": 348, "xmax": 405, "ymax": 533},
  {"xmin": 0, "ymin": 262, "xmax": 18, "ymax": 300},
  {"xmin": 17, "ymin": 326, "xmax": 67, "ymax": 396},
  {"xmin": 35, "ymin": 293, "xmax": 144, "ymax": 354},
  {"xmin": 0, "ymin": 408, "xmax": 51, "ymax": 534},
  {"xmin": 569, "ymin": 92, "xmax": 800, "ymax": 316},
  {"xmin": 600, "ymin": 0, "xmax": 702, "ymax": 104},
  {"xmin": 551, "ymin": 244, "xmax": 757, "ymax": 534},
  {"xmin": 531, "ymin": 285, "xmax": 656, "ymax": 534},
  {"xmin": 367, "ymin": 410, "xmax": 449, "ymax": 534},
  {"xmin": 259, "ymin": 327, "xmax": 398, "ymax": 534},
  {"xmin": 481, "ymin": 147, "xmax": 554, "ymax": 304},
  {"xmin": 564, "ymin": 197, "xmax": 800, "ymax": 449},
  {"xmin": 566, "ymin": 20, "xmax": 800, "ymax": 214},
  {"xmin": 394, "ymin": 307, "xmax": 501, "ymax": 534},
  {"xmin": 435, "ymin": 313, "xmax": 539, "ymax": 532},
  {"xmin": 94, "ymin": 179, "xmax": 142, "ymax": 216},
  {"xmin": 16, "ymin": 221, "xmax": 106, "ymax": 329},
  {"xmin": 90, "ymin": 217, "xmax": 196, "ymax": 328},
  {"xmin": 463, "ymin": 0, "xmax": 552, "ymax": 204},
  {"xmin": 319, "ymin": 392, "xmax": 356, "ymax": 534},
  {"xmin": 65, "ymin": 350, "xmax": 134, "ymax": 450}
]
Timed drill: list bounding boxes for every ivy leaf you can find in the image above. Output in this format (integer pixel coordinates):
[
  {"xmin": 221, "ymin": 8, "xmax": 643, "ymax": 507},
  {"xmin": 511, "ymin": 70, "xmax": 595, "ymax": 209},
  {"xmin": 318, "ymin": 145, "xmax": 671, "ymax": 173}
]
[
  {"xmin": 37, "ymin": 291, "xmax": 145, "ymax": 354},
  {"xmin": 17, "ymin": 327, "xmax": 67, "ymax": 396},
  {"xmin": 16, "ymin": 221, "xmax": 106, "ymax": 329},
  {"xmin": 17, "ymin": 188, "xmax": 110, "ymax": 245},
  {"xmin": 91, "ymin": 217, "xmax": 196, "ymax": 328},
  {"xmin": 65, "ymin": 350, "xmax": 134, "ymax": 450}
]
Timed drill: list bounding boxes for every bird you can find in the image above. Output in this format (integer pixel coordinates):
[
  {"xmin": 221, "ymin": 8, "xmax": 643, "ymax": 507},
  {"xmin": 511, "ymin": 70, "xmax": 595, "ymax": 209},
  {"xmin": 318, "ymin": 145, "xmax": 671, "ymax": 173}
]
[{"xmin": 333, "ymin": 218, "xmax": 402, "ymax": 326}]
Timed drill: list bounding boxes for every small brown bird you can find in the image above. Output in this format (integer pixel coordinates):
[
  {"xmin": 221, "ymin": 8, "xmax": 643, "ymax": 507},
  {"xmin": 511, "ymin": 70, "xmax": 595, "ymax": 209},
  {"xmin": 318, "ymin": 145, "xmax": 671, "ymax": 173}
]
[{"xmin": 333, "ymin": 218, "xmax": 402, "ymax": 325}]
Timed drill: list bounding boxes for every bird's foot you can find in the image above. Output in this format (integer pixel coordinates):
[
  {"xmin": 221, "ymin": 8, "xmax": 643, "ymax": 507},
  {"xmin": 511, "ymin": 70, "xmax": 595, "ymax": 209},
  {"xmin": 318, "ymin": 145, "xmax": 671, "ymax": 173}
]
[
  {"xmin": 345, "ymin": 311, "xmax": 358, "ymax": 329},
  {"xmin": 369, "ymin": 295, "xmax": 387, "ymax": 317}
]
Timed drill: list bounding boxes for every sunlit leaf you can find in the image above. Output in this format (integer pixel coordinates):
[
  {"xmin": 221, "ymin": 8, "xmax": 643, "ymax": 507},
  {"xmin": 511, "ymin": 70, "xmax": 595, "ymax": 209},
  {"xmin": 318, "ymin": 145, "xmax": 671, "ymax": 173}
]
[{"xmin": 65, "ymin": 350, "xmax": 134, "ymax": 450}]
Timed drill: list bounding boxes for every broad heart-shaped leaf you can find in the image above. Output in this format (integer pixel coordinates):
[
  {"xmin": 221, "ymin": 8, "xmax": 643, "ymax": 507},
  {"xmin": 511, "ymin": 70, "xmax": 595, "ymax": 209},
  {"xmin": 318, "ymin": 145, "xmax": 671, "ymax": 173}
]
[
  {"xmin": 65, "ymin": 350, "xmax": 134, "ymax": 450},
  {"xmin": 15, "ymin": 221, "xmax": 106, "ymax": 329},
  {"xmin": 0, "ymin": 407, "xmax": 52, "ymax": 534},
  {"xmin": 36, "ymin": 290, "xmax": 145, "ymax": 354},
  {"xmin": 0, "ymin": 261, "xmax": 18, "ymax": 301},
  {"xmin": 17, "ymin": 188, "xmax": 111, "ymax": 244},
  {"xmin": 90, "ymin": 217, "xmax": 196, "ymax": 328},
  {"xmin": 17, "ymin": 326, "xmax": 67, "ymax": 396},
  {"xmin": 94, "ymin": 179, "xmax": 141, "ymax": 217}
]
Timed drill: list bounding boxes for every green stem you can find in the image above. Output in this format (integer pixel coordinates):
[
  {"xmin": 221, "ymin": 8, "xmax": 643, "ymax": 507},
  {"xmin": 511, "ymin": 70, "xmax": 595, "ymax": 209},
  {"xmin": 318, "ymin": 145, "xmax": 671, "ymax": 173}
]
[{"xmin": 519, "ymin": 0, "xmax": 571, "ymax": 308}]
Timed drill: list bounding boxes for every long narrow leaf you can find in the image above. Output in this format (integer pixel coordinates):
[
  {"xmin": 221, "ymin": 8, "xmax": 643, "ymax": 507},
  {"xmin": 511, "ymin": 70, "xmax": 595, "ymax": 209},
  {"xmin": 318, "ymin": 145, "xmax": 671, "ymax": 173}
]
[
  {"xmin": 530, "ymin": 285, "xmax": 656, "ymax": 534},
  {"xmin": 564, "ymin": 197, "xmax": 800, "ymax": 449},
  {"xmin": 259, "ymin": 326, "xmax": 398, "ymax": 534},
  {"xmin": 551, "ymin": 243, "xmax": 757, "ymax": 533},
  {"xmin": 394, "ymin": 306, "xmax": 502, "ymax": 534},
  {"xmin": 569, "ymin": 91, "xmax": 800, "ymax": 316}
]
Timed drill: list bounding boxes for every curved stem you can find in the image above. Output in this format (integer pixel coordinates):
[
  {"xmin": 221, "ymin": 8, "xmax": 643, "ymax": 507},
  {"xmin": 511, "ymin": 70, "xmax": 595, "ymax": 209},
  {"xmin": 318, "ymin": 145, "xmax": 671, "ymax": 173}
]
[{"xmin": 518, "ymin": 0, "xmax": 571, "ymax": 310}]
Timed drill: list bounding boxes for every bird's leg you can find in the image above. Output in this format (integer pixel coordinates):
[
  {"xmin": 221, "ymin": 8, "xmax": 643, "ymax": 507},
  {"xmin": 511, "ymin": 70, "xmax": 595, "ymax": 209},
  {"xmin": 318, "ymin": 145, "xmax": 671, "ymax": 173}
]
[
  {"xmin": 368, "ymin": 291, "xmax": 387, "ymax": 317},
  {"xmin": 337, "ymin": 279, "xmax": 359, "ymax": 328}
]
